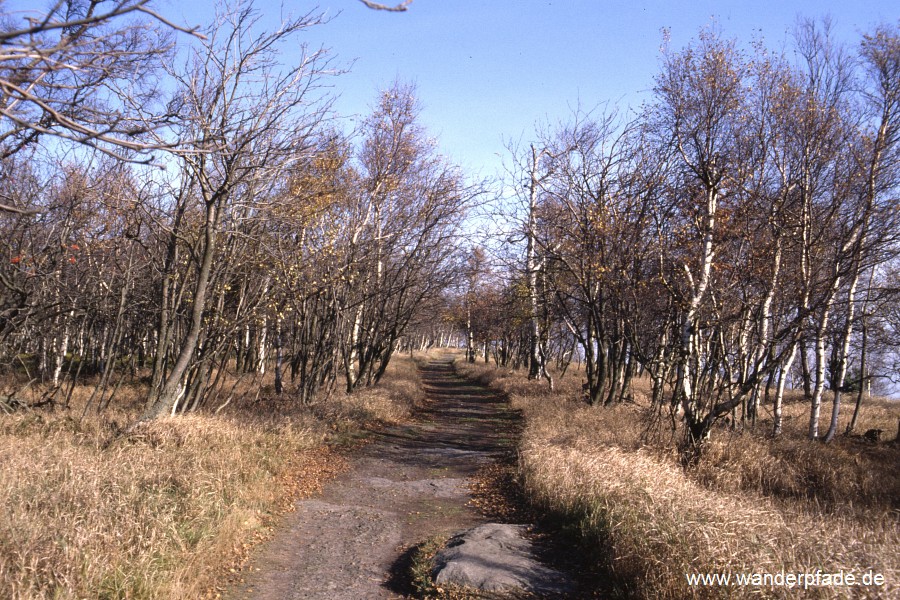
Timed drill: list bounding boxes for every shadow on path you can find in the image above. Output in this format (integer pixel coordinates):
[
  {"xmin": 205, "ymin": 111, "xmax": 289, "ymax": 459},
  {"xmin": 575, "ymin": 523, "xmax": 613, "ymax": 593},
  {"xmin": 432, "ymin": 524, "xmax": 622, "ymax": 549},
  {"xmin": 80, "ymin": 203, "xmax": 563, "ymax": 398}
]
[
  {"xmin": 367, "ymin": 360, "xmax": 522, "ymax": 472},
  {"xmin": 226, "ymin": 356, "xmax": 527, "ymax": 600}
]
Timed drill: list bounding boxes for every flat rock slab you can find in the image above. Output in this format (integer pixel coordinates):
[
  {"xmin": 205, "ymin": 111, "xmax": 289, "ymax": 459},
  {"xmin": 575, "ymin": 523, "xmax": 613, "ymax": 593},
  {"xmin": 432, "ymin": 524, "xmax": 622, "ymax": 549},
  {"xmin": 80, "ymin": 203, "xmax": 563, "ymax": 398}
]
[{"xmin": 432, "ymin": 523, "xmax": 574, "ymax": 597}]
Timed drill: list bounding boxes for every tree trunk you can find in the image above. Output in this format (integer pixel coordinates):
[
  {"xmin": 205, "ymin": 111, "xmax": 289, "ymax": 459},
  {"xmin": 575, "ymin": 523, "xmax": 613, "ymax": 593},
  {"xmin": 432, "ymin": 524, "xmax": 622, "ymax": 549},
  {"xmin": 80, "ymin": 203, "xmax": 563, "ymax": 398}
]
[
  {"xmin": 141, "ymin": 203, "xmax": 219, "ymax": 420},
  {"xmin": 274, "ymin": 314, "xmax": 283, "ymax": 395},
  {"xmin": 824, "ymin": 262, "xmax": 862, "ymax": 442},
  {"xmin": 847, "ymin": 315, "xmax": 869, "ymax": 435},
  {"xmin": 773, "ymin": 343, "xmax": 798, "ymax": 436},
  {"xmin": 526, "ymin": 144, "xmax": 547, "ymax": 381}
]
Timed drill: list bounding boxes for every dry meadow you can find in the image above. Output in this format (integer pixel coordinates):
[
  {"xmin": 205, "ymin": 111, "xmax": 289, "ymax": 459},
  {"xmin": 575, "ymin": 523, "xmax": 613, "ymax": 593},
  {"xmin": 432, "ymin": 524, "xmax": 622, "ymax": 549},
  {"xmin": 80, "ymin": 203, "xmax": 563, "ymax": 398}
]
[
  {"xmin": 0, "ymin": 357, "xmax": 424, "ymax": 600},
  {"xmin": 457, "ymin": 359, "xmax": 899, "ymax": 599}
]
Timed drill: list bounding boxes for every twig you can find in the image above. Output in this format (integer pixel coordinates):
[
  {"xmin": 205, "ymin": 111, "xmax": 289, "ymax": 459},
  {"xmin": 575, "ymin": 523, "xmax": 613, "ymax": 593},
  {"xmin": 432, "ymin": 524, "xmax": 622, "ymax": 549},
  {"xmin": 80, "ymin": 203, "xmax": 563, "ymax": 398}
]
[{"xmin": 358, "ymin": 0, "xmax": 413, "ymax": 12}]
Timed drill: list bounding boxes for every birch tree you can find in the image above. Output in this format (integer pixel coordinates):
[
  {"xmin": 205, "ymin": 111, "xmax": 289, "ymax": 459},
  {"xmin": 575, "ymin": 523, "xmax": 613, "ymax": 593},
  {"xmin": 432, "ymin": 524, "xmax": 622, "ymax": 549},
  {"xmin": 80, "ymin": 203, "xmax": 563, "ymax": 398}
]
[
  {"xmin": 821, "ymin": 23, "xmax": 900, "ymax": 441},
  {"xmin": 653, "ymin": 30, "xmax": 749, "ymax": 441}
]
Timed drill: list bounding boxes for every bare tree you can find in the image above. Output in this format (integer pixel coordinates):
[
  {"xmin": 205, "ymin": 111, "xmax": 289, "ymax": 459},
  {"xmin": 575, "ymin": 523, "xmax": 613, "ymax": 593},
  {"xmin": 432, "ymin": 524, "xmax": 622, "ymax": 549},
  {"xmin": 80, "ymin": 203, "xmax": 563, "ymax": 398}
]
[
  {"xmin": 140, "ymin": 2, "xmax": 332, "ymax": 420},
  {"xmin": 652, "ymin": 29, "xmax": 750, "ymax": 441},
  {"xmin": 338, "ymin": 82, "xmax": 473, "ymax": 391},
  {"xmin": 821, "ymin": 23, "xmax": 900, "ymax": 441},
  {"xmin": 0, "ymin": 0, "xmax": 202, "ymax": 171}
]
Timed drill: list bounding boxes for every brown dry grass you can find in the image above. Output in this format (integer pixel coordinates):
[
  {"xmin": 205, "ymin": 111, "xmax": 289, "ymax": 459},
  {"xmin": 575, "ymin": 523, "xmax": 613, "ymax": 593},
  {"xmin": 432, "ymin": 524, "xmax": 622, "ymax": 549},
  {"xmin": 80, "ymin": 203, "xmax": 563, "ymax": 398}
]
[
  {"xmin": 320, "ymin": 355, "xmax": 427, "ymax": 432},
  {"xmin": 0, "ymin": 356, "xmax": 423, "ymax": 600},
  {"xmin": 456, "ymin": 359, "xmax": 899, "ymax": 599}
]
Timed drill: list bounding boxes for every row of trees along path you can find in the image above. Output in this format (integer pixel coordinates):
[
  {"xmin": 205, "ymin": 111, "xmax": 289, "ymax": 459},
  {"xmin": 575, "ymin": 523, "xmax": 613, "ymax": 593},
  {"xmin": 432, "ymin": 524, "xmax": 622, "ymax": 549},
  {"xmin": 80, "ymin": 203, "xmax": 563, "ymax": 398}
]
[{"xmin": 3, "ymin": 4, "xmax": 898, "ymax": 454}]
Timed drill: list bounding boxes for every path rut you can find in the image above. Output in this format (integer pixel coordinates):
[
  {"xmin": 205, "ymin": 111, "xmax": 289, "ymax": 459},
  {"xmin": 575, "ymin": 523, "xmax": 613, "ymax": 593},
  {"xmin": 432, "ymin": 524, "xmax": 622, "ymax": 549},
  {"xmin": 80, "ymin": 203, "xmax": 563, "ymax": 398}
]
[{"xmin": 226, "ymin": 358, "xmax": 522, "ymax": 599}]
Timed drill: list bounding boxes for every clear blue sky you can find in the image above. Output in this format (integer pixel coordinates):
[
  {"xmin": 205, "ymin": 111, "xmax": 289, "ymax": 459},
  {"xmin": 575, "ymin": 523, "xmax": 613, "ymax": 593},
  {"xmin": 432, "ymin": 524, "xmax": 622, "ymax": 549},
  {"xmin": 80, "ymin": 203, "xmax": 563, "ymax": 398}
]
[
  {"xmin": 277, "ymin": 0, "xmax": 895, "ymax": 179},
  {"xmin": 10, "ymin": 0, "xmax": 870, "ymax": 178}
]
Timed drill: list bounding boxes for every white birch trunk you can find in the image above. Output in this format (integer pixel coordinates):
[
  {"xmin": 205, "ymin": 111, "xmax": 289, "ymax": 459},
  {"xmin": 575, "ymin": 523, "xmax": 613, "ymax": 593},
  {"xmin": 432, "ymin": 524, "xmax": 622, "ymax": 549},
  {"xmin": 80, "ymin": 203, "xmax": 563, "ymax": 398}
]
[
  {"xmin": 52, "ymin": 328, "xmax": 70, "ymax": 387},
  {"xmin": 256, "ymin": 318, "xmax": 267, "ymax": 375},
  {"xmin": 824, "ymin": 265, "xmax": 862, "ymax": 441},
  {"xmin": 773, "ymin": 343, "xmax": 798, "ymax": 436},
  {"xmin": 809, "ymin": 303, "xmax": 832, "ymax": 439},
  {"xmin": 678, "ymin": 187, "xmax": 717, "ymax": 424},
  {"xmin": 526, "ymin": 145, "xmax": 543, "ymax": 380}
]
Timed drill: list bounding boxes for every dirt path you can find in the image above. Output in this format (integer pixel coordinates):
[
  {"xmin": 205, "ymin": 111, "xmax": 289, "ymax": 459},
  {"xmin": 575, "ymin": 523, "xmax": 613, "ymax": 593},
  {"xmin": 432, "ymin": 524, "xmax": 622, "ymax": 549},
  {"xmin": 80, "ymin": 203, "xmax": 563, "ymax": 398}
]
[{"xmin": 226, "ymin": 357, "xmax": 522, "ymax": 599}]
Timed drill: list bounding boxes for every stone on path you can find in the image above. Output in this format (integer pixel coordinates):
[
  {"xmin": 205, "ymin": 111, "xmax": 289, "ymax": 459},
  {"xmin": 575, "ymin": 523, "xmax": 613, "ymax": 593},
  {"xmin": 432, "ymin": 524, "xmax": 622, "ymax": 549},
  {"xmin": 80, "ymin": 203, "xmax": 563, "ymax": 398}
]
[{"xmin": 432, "ymin": 523, "xmax": 573, "ymax": 596}]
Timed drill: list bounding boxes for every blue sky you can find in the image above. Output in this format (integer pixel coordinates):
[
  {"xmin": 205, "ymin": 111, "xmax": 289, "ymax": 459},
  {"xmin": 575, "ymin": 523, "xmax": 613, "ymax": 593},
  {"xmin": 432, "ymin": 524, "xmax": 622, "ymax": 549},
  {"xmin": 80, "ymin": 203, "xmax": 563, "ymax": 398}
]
[
  {"xmin": 263, "ymin": 0, "xmax": 896, "ymax": 179},
  {"xmin": 13, "ymin": 0, "xmax": 891, "ymax": 178}
]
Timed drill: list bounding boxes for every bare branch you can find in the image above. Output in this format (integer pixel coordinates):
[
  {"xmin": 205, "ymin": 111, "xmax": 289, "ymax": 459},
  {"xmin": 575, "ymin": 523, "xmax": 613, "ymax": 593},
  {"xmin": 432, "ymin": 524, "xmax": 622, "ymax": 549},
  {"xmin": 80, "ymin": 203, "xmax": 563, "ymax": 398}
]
[
  {"xmin": 0, "ymin": 0, "xmax": 200, "ymax": 161},
  {"xmin": 0, "ymin": 202, "xmax": 39, "ymax": 215},
  {"xmin": 357, "ymin": 0, "xmax": 412, "ymax": 12}
]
